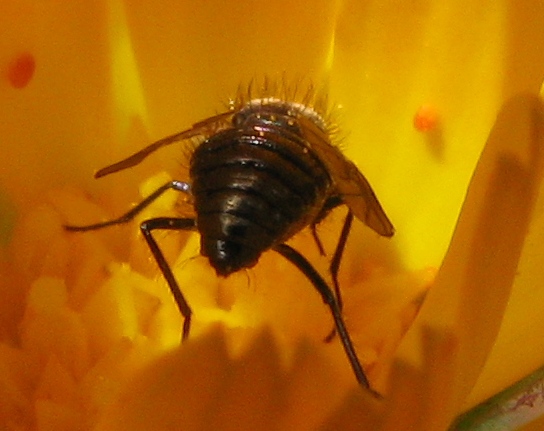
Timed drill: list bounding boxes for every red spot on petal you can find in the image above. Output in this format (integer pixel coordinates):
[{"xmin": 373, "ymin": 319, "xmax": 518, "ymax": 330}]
[
  {"xmin": 414, "ymin": 105, "xmax": 439, "ymax": 132},
  {"xmin": 7, "ymin": 53, "xmax": 36, "ymax": 89}
]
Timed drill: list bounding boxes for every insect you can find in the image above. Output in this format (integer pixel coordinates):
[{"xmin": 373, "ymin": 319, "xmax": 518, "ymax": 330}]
[{"xmin": 65, "ymin": 94, "xmax": 394, "ymax": 395}]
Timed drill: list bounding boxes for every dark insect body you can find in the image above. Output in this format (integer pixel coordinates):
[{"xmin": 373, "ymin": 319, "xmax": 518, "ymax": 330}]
[{"xmin": 65, "ymin": 96, "xmax": 394, "ymax": 395}]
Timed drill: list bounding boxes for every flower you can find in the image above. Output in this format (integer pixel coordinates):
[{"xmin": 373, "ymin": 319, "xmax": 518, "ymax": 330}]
[{"xmin": 1, "ymin": 1, "xmax": 544, "ymax": 431}]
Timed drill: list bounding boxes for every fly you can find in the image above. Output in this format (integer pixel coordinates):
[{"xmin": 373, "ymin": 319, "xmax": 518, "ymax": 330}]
[{"xmin": 64, "ymin": 95, "xmax": 394, "ymax": 395}]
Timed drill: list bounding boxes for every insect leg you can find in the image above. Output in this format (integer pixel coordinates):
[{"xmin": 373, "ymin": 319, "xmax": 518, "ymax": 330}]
[
  {"xmin": 64, "ymin": 181, "xmax": 191, "ymax": 231},
  {"xmin": 310, "ymin": 225, "xmax": 326, "ymax": 256},
  {"xmin": 272, "ymin": 243, "xmax": 378, "ymax": 395},
  {"xmin": 140, "ymin": 217, "xmax": 197, "ymax": 341},
  {"xmin": 330, "ymin": 210, "xmax": 354, "ymax": 309},
  {"xmin": 324, "ymin": 210, "xmax": 354, "ymax": 342},
  {"xmin": 310, "ymin": 195, "xmax": 343, "ymax": 256}
]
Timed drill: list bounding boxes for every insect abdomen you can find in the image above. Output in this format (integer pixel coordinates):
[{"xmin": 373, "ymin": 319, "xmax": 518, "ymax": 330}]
[{"xmin": 190, "ymin": 114, "xmax": 332, "ymax": 276}]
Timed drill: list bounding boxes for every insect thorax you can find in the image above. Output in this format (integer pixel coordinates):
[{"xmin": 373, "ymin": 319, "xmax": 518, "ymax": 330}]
[
  {"xmin": 234, "ymin": 97, "xmax": 328, "ymax": 130},
  {"xmin": 189, "ymin": 99, "xmax": 334, "ymax": 276}
]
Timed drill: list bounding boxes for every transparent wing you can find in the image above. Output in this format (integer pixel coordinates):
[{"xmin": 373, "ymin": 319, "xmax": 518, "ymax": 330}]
[
  {"xmin": 95, "ymin": 111, "xmax": 234, "ymax": 178},
  {"xmin": 299, "ymin": 116, "xmax": 394, "ymax": 237}
]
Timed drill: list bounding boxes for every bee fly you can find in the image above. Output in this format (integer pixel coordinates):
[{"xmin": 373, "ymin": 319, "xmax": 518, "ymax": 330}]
[{"xmin": 65, "ymin": 95, "xmax": 394, "ymax": 395}]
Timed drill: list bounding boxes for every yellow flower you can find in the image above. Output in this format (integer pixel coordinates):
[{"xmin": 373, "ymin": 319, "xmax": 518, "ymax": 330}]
[{"xmin": 1, "ymin": 1, "xmax": 544, "ymax": 430}]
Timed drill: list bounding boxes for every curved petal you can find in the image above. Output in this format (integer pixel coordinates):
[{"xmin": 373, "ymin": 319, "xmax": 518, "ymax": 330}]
[{"xmin": 394, "ymin": 94, "xmax": 544, "ymax": 426}]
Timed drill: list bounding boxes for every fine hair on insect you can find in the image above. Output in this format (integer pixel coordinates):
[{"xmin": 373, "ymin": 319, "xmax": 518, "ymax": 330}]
[{"xmin": 64, "ymin": 79, "xmax": 394, "ymax": 396}]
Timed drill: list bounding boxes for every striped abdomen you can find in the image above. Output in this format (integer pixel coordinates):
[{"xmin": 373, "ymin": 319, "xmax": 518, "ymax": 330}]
[{"xmin": 190, "ymin": 108, "xmax": 332, "ymax": 276}]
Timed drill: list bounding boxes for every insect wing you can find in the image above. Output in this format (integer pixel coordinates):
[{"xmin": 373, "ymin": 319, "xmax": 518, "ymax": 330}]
[
  {"xmin": 338, "ymin": 159, "xmax": 394, "ymax": 237},
  {"xmin": 299, "ymin": 116, "xmax": 394, "ymax": 237},
  {"xmin": 95, "ymin": 111, "xmax": 234, "ymax": 178}
]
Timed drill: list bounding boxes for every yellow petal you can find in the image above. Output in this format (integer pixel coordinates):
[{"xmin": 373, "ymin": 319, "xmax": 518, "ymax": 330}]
[
  {"xmin": 395, "ymin": 93, "xmax": 544, "ymax": 424},
  {"xmin": 94, "ymin": 327, "xmax": 354, "ymax": 431},
  {"xmin": 330, "ymin": 0, "xmax": 544, "ymax": 273}
]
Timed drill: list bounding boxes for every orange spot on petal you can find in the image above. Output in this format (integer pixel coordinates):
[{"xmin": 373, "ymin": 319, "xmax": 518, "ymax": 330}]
[
  {"xmin": 413, "ymin": 104, "xmax": 439, "ymax": 132},
  {"xmin": 7, "ymin": 53, "xmax": 36, "ymax": 89}
]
